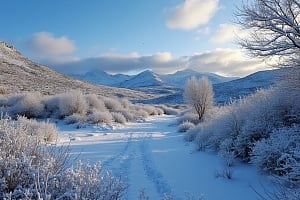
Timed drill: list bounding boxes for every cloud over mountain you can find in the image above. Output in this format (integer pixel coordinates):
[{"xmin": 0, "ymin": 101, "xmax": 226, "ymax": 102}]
[
  {"xmin": 26, "ymin": 32, "xmax": 79, "ymax": 64},
  {"xmin": 51, "ymin": 49, "xmax": 269, "ymax": 77}
]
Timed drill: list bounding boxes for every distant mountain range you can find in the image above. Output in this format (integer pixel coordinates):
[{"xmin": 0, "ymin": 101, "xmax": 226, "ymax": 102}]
[
  {"xmin": 69, "ymin": 67, "xmax": 286, "ymax": 104},
  {"xmin": 70, "ymin": 69, "xmax": 237, "ymax": 89}
]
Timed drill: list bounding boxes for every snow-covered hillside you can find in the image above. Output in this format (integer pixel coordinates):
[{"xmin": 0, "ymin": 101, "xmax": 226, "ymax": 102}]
[
  {"xmin": 214, "ymin": 68, "xmax": 287, "ymax": 103},
  {"xmin": 0, "ymin": 41, "xmax": 151, "ymax": 100}
]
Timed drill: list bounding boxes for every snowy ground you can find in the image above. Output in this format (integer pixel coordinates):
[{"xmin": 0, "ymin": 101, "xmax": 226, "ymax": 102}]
[{"xmin": 58, "ymin": 115, "xmax": 272, "ymax": 200}]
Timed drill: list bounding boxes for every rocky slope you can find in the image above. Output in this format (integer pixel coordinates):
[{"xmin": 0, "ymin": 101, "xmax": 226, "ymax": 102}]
[{"xmin": 0, "ymin": 41, "xmax": 151, "ymax": 100}]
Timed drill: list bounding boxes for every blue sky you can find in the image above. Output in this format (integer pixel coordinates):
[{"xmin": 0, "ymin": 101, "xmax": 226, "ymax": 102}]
[{"xmin": 0, "ymin": 0, "xmax": 268, "ymax": 77}]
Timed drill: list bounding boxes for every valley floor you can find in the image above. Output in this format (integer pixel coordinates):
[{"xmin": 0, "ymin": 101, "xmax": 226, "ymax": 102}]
[{"xmin": 58, "ymin": 115, "xmax": 272, "ymax": 200}]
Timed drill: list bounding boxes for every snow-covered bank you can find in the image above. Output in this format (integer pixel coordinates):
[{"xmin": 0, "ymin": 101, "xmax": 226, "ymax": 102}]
[{"xmin": 57, "ymin": 115, "xmax": 272, "ymax": 200}]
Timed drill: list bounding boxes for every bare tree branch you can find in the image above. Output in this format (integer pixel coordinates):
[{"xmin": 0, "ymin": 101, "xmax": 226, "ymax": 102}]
[{"xmin": 235, "ymin": 0, "xmax": 300, "ymax": 67}]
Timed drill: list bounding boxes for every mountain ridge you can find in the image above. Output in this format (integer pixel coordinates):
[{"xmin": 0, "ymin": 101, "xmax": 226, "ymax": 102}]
[
  {"xmin": 69, "ymin": 68, "xmax": 237, "ymax": 89},
  {"xmin": 0, "ymin": 41, "xmax": 151, "ymax": 100}
]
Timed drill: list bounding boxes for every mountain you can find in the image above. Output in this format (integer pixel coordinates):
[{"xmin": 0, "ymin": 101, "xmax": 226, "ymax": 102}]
[
  {"xmin": 0, "ymin": 41, "xmax": 151, "ymax": 100},
  {"xmin": 70, "ymin": 69, "xmax": 130, "ymax": 86},
  {"xmin": 72, "ymin": 68, "xmax": 237, "ymax": 89},
  {"xmin": 213, "ymin": 68, "xmax": 287, "ymax": 104},
  {"xmin": 138, "ymin": 68, "xmax": 286, "ymax": 104},
  {"xmin": 160, "ymin": 69, "xmax": 237, "ymax": 87},
  {"xmin": 120, "ymin": 70, "xmax": 164, "ymax": 88}
]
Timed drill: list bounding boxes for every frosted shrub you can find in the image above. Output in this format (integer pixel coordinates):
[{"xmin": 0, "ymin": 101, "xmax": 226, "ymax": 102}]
[
  {"xmin": 194, "ymin": 123, "xmax": 216, "ymax": 150},
  {"xmin": 234, "ymin": 89, "xmax": 282, "ymax": 161},
  {"xmin": 17, "ymin": 116, "xmax": 57, "ymax": 142},
  {"xmin": 58, "ymin": 90, "xmax": 88, "ymax": 117},
  {"xmin": 142, "ymin": 105, "xmax": 160, "ymax": 116},
  {"xmin": 159, "ymin": 105, "xmax": 181, "ymax": 115},
  {"xmin": 119, "ymin": 98, "xmax": 133, "ymax": 109},
  {"xmin": 178, "ymin": 121, "xmax": 195, "ymax": 132},
  {"xmin": 177, "ymin": 111, "xmax": 199, "ymax": 125},
  {"xmin": 43, "ymin": 95, "xmax": 60, "ymax": 118},
  {"xmin": 48, "ymin": 161, "xmax": 126, "ymax": 200},
  {"xmin": 89, "ymin": 111, "xmax": 113, "ymax": 124},
  {"xmin": 112, "ymin": 112, "xmax": 127, "ymax": 124},
  {"xmin": 0, "ymin": 117, "xmax": 68, "ymax": 198},
  {"xmin": 64, "ymin": 113, "xmax": 87, "ymax": 125},
  {"xmin": 104, "ymin": 97, "xmax": 122, "ymax": 111},
  {"xmin": 184, "ymin": 127, "xmax": 199, "ymax": 142},
  {"xmin": 0, "ymin": 116, "xmax": 126, "ymax": 199},
  {"xmin": 85, "ymin": 94, "xmax": 107, "ymax": 112},
  {"xmin": 135, "ymin": 109, "xmax": 149, "ymax": 118},
  {"xmin": 219, "ymin": 139, "xmax": 235, "ymax": 167},
  {"xmin": 116, "ymin": 109, "xmax": 135, "ymax": 121},
  {"xmin": 251, "ymin": 125, "xmax": 300, "ymax": 183},
  {"xmin": 9, "ymin": 92, "xmax": 44, "ymax": 118}
]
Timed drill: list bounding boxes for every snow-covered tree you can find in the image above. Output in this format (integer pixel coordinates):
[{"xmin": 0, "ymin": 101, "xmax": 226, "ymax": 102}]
[
  {"xmin": 184, "ymin": 76, "xmax": 214, "ymax": 121},
  {"xmin": 236, "ymin": 0, "xmax": 300, "ymax": 67}
]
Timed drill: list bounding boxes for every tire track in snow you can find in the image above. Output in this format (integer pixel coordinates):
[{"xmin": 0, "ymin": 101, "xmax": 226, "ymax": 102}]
[
  {"xmin": 139, "ymin": 134, "xmax": 175, "ymax": 198},
  {"xmin": 102, "ymin": 133, "xmax": 133, "ymax": 181}
]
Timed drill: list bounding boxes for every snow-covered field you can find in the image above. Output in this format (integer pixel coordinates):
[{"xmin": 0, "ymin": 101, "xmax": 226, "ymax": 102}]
[{"xmin": 58, "ymin": 115, "xmax": 272, "ymax": 200}]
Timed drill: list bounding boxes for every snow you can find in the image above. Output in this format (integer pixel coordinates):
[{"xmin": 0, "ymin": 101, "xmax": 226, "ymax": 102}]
[
  {"xmin": 120, "ymin": 70, "xmax": 164, "ymax": 88},
  {"xmin": 57, "ymin": 115, "xmax": 272, "ymax": 200}
]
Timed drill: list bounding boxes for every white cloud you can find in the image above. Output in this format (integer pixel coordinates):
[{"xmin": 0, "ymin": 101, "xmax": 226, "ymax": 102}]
[
  {"xmin": 52, "ymin": 49, "xmax": 270, "ymax": 77},
  {"xmin": 194, "ymin": 27, "xmax": 211, "ymax": 41},
  {"xmin": 211, "ymin": 24, "xmax": 248, "ymax": 44},
  {"xmin": 166, "ymin": 0, "xmax": 220, "ymax": 30},
  {"xmin": 153, "ymin": 52, "xmax": 173, "ymax": 63},
  {"xmin": 28, "ymin": 32, "xmax": 76, "ymax": 55},
  {"xmin": 26, "ymin": 32, "xmax": 78, "ymax": 65},
  {"xmin": 187, "ymin": 48, "xmax": 269, "ymax": 77}
]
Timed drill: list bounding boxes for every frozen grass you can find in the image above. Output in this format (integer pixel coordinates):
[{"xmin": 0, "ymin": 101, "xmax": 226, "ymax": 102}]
[
  {"xmin": 184, "ymin": 83, "xmax": 300, "ymax": 193},
  {"xmin": 0, "ymin": 116, "xmax": 126, "ymax": 199},
  {"xmin": 0, "ymin": 91, "xmax": 168, "ymax": 126}
]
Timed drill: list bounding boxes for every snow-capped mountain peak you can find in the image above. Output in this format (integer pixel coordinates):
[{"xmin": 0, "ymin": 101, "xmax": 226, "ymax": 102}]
[{"xmin": 120, "ymin": 70, "xmax": 163, "ymax": 88}]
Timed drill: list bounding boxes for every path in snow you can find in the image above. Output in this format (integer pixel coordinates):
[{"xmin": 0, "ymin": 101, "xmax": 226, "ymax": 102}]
[{"xmin": 58, "ymin": 115, "xmax": 272, "ymax": 200}]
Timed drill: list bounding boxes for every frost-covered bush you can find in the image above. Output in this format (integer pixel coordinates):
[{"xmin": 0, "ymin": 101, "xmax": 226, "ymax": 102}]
[
  {"xmin": 85, "ymin": 94, "xmax": 107, "ymax": 112},
  {"xmin": 58, "ymin": 90, "xmax": 88, "ymax": 117},
  {"xmin": 17, "ymin": 116, "xmax": 57, "ymax": 142},
  {"xmin": 47, "ymin": 161, "xmax": 126, "ymax": 200},
  {"xmin": 112, "ymin": 112, "xmax": 127, "ymax": 124},
  {"xmin": 116, "ymin": 109, "xmax": 136, "ymax": 121},
  {"xmin": 177, "ymin": 111, "xmax": 199, "ymax": 125},
  {"xmin": 134, "ymin": 108, "xmax": 150, "ymax": 118},
  {"xmin": 89, "ymin": 111, "xmax": 113, "ymax": 124},
  {"xmin": 0, "ymin": 117, "xmax": 67, "ymax": 197},
  {"xmin": 0, "ymin": 116, "xmax": 126, "ymax": 199},
  {"xmin": 1, "ymin": 91, "xmax": 163, "ymax": 126},
  {"xmin": 64, "ymin": 113, "xmax": 87, "ymax": 125},
  {"xmin": 142, "ymin": 105, "xmax": 161, "ymax": 116},
  {"xmin": 43, "ymin": 95, "xmax": 61, "ymax": 118},
  {"xmin": 119, "ymin": 98, "xmax": 133, "ymax": 109},
  {"xmin": 8, "ymin": 92, "xmax": 44, "ymax": 118},
  {"xmin": 178, "ymin": 121, "xmax": 195, "ymax": 133},
  {"xmin": 251, "ymin": 125, "xmax": 300, "ymax": 183},
  {"xmin": 159, "ymin": 105, "xmax": 181, "ymax": 115},
  {"xmin": 104, "ymin": 97, "xmax": 122, "ymax": 111}
]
